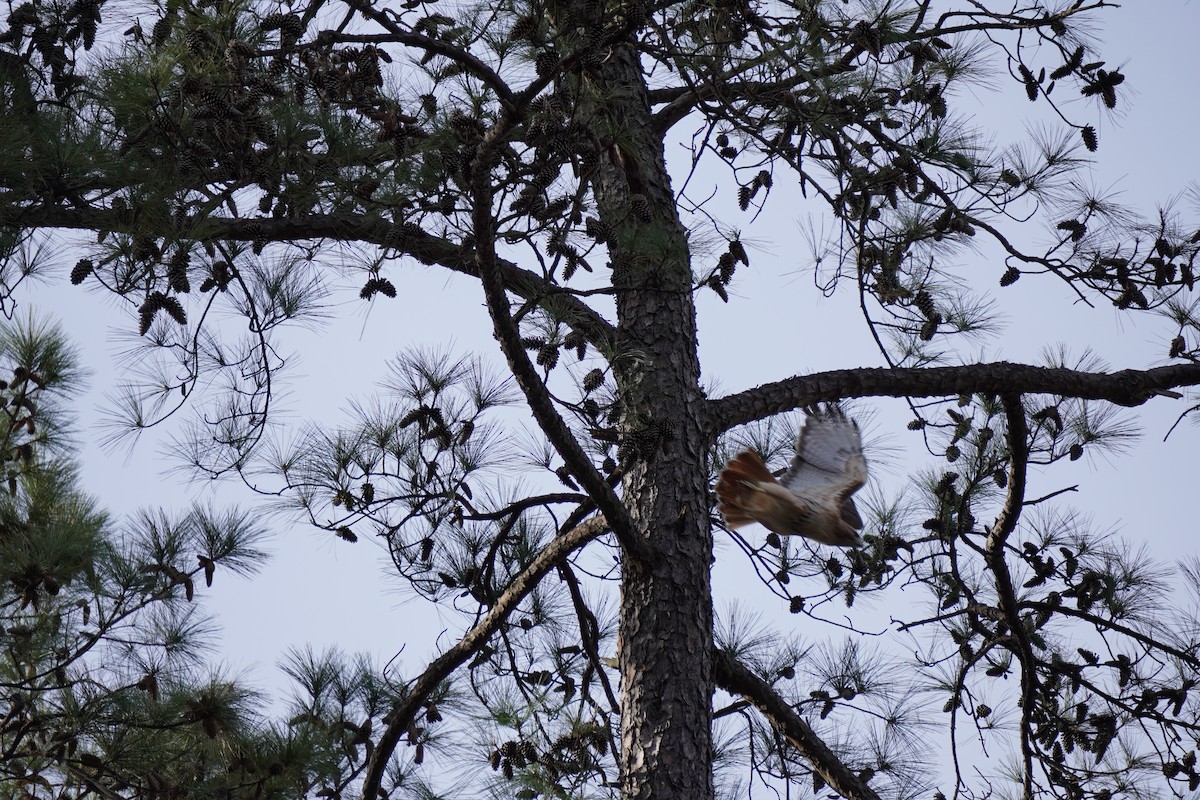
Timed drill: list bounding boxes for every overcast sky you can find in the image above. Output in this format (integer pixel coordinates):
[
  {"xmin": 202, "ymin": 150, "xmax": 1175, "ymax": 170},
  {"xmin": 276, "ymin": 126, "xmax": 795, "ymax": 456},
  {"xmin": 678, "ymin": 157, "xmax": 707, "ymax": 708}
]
[{"xmin": 29, "ymin": 2, "xmax": 1200, "ymax": 744}]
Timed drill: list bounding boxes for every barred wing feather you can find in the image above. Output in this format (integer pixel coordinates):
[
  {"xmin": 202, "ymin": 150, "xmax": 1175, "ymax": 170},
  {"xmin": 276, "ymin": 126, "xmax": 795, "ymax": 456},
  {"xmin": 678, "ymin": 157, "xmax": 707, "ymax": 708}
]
[{"xmin": 780, "ymin": 407, "xmax": 867, "ymax": 507}]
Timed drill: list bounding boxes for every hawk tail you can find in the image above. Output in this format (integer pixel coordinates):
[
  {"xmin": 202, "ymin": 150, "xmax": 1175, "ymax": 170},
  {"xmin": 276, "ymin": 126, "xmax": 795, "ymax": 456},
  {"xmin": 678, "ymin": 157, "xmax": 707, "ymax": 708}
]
[{"xmin": 715, "ymin": 450, "xmax": 774, "ymax": 529}]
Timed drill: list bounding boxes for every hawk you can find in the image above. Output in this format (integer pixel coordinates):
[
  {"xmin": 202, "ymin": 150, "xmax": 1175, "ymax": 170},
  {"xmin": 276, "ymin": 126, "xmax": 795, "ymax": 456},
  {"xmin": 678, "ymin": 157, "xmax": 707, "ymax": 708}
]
[{"xmin": 715, "ymin": 405, "xmax": 868, "ymax": 548}]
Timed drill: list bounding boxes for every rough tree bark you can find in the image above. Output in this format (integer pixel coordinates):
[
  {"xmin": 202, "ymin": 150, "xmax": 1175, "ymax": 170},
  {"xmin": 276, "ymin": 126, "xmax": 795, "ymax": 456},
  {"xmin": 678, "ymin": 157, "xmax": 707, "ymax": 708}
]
[{"xmin": 585, "ymin": 42, "xmax": 715, "ymax": 800}]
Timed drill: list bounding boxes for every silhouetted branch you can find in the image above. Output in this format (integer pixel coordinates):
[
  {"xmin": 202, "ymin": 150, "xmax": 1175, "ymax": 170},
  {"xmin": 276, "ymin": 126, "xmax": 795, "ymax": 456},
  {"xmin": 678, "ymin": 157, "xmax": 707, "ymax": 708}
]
[
  {"xmin": 467, "ymin": 120, "xmax": 651, "ymax": 566},
  {"xmin": 648, "ymin": 50, "xmax": 862, "ymax": 135},
  {"xmin": 705, "ymin": 361, "xmax": 1196, "ymax": 435},
  {"xmin": 0, "ymin": 205, "xmax": 617, "ymax": 350},
  {"xmin": 361, "ymin": 515, "xmax": 610, "ymax": 800},
  {"xmin": 461, "ymin": 492, "xmax": 590, "ymax": 521},
  {"xmin": 987, "ymin": 394, "xmax": 1036, "ymax": 800},
  {"xmin": 712, "ymin": 647, "xmax": 882, "ymax": 800},
  {"xmin": 341, "ymin": 0, "xmax": 519, "ymax": 109},
  {"xmin": 1022, "ymin": 601, "xmax": 1200, "ymax": 669},
  {"xmin": 559, "ymin": 562, "xmax": 621, "ymax": 713}
]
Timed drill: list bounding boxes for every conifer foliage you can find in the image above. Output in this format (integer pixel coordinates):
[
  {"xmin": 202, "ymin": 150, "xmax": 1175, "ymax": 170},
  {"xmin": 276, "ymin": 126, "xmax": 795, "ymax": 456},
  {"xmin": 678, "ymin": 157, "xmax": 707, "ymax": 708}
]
[
  {"xmin": 4, "ymin": 0, "xmax": 1200, "ymax": 798},
  {"xmin": 0, "ymin": 318, "xmax": 398, "ymax": 799}
]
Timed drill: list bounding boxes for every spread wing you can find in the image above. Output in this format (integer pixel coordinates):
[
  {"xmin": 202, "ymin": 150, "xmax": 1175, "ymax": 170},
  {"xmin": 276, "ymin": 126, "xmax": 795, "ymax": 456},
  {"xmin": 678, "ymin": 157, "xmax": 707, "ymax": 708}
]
[{"xmin": 780, "ymin": 406, "xmax": 867, "ymax": 511}]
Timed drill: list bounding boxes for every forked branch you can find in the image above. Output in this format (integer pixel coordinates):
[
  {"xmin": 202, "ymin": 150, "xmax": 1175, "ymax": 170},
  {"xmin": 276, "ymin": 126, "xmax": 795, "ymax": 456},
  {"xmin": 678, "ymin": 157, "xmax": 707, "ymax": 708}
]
[
  {"xmin": 341, "ymin": 0, "xmax": 518, "ymax": 109},
  {"xmin": 468, "ymin": 118, "xmax": 651, "ymax": 565}
]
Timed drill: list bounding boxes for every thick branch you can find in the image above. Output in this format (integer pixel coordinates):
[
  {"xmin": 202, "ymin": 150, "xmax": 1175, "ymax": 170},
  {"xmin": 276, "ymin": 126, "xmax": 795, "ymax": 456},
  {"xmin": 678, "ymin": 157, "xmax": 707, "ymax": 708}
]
[
  {"xmin": 361, "ymin": 515, "xmax": 609, "ymax": 800},
  {"xmin": 4, "ymin": 204, "xmax": 616, "ymax": 350},
  {"xmin": 987, "ymin": 394, "xmax": 1036, "ymax": 800},
  {"xmin": 467, "ymin": 115, "xmax": 651, "ymax": 565},
  {"xmin": 712, "ymin": 647, "xmax": 882, "ymax": 800},
  {"xmin": 705, "ymin": 361, "xmax": 1198, "ymax": 435}
]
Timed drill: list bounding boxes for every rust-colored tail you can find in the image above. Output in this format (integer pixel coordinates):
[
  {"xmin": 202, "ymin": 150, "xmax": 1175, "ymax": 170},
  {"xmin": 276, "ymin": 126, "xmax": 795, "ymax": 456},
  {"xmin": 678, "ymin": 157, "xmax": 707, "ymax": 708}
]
[{"xmin": 715, "ymin": 450, "xmax": 774, "ymax": 529}]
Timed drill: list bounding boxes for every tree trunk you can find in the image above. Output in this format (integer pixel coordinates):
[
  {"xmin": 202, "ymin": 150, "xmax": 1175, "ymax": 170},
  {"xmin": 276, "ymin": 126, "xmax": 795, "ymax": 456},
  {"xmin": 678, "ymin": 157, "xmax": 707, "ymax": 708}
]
[{"xmin": 584, "ymin": 43, "xmax": 715, "ymax": 800}]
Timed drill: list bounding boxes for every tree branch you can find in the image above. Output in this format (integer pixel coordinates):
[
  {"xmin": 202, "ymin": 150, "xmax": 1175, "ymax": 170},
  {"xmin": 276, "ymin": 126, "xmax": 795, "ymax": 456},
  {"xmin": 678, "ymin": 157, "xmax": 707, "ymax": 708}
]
[
  {"xmin": 645, "ymin": 4, "xmax": 1082, "ymax": 133},
  {"xmin": 987, "ymin": 394, "xmax": 1036, "ymax": 800},
  {"xmin": 648, "ymin": 49, "xmax": 861, "ymax": 135},
  {"xmin": 712, "ymin": 646, "xmax": 882, "ymax": 800},
  {"xmin": 467, "ymin": 114, "xmax": 652, "ymax": 565},
  {"xmin": 461, "ymin": 492, "xmax": 589, "ymax": 521},
  {"xmin": 338, "ymin": 0, "xmax": 519, "ymax": 110},
  {"xmin": 3, "ymin": 204, "xmax": 617, "ymax": 350},
  {"xmin": 704, "ymin": 361, "xmax": 1198, "ymax": 435},
  {"xmin": 361, "ymin": 515, "xmax": 610, "ymax": 800},
  {"xmin": 558, "ymin": 562, "xmax": 621, "ymax": 713},
  {"xmin": 1021, "ymin": 600, "xmax": 1200, "ymax": 669}
]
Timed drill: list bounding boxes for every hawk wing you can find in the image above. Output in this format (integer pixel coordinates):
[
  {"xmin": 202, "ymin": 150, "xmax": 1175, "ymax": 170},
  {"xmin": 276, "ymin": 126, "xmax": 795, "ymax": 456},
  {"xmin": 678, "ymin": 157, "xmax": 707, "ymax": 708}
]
[{"xmin": 779, "ymin": 406, "xmax": 867, "ymax": 515}]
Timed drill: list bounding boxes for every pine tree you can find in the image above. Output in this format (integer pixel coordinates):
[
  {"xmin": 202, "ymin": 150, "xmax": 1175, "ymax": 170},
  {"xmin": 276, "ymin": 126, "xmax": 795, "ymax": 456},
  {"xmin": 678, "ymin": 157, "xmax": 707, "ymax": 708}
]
[
  {"xmin": 0, "ymin": 318, "xmax": 412, "ymax": 799},
  {"xmin": 3, "ymin": 1, "xmax": 1200, "ymax": 799}
]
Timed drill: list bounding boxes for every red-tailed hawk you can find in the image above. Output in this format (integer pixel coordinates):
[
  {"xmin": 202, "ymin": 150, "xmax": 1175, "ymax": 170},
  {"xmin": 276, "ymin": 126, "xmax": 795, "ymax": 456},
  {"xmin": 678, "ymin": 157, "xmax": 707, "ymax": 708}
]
[{"xmin": 716, "ymin": 406, "xmax": 867, "ymax": 548}]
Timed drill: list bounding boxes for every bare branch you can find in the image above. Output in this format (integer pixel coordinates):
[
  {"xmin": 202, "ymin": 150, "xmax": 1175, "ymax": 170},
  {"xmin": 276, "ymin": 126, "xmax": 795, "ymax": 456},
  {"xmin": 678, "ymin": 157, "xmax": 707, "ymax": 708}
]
[
  {"xmin": 4, "ymin": 205, "xmax": 617, "ymax": 350},
  {"xmin": 468, "ymin": 114, "xmax": 651, "ymax": 565},
  {"xmin": 1021, "ymin": 601, "xmax": 1200, "ymax": 669},
  {"xmin": 987, "ymin": 394, "xmax": 1036, "ymax": 800},
  {"xmin": 648, "ymin": 49, "xmax": 861, "ymax": 135},
  {"xmin": 712, "ymin": 646, "xmax": 882, "ymax": 800},
  {"xmin": 461, "ymin": 492, "xmax": 590, "ymax": 521},
  {"xmin": 705, "ymin": 362, "xmax": 1200, "ymax": 435},
  {"xmin": 339, "ymin": 0, "xmax": 519, "ymax": 110},
  {"xmin": 361, "ymin": 515, "xmax": 610, "ymax": 800}
]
